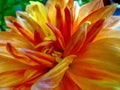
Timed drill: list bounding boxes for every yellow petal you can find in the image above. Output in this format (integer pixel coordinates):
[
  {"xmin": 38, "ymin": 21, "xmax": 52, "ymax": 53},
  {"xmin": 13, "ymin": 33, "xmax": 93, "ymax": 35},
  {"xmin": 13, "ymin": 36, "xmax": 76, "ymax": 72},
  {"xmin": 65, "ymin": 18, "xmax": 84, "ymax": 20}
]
[
  {"xmin": 46, "ymin": 0, "xmax": 57, "ymax": 26},
  {"xmin": 26, "ymin": 1, "xmax": 55, "ymax": 41},
  {"xmin": 16, "ymin": 11, "xmax": 43, "ymax": 33},
  {"xmin": 31, "ymin": 55, "xmax": 76, "ymax": 90}
]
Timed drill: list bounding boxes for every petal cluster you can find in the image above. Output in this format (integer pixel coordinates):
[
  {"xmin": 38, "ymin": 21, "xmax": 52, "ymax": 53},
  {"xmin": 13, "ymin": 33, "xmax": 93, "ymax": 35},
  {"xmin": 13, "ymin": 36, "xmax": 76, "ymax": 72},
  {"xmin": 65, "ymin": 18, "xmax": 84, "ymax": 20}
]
[{"xmin": 0, "ymin": 0, "xmax": 120, "ymax": 90}]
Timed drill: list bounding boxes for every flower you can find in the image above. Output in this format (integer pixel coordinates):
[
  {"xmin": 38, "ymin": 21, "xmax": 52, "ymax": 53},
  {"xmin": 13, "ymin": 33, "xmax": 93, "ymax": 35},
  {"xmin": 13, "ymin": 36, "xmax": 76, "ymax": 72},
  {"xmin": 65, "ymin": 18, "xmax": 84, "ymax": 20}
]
[{"xmin": 0, "ymin": 0, "xmax": 120, "ymax": 90}]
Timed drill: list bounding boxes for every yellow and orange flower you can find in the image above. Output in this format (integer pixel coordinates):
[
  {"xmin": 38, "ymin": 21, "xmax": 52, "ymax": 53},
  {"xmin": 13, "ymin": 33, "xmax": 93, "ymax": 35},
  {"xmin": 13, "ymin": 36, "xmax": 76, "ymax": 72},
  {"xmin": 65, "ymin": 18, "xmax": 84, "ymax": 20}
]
[{"xmin": 0, "ymin": 0, "xmax": 120, "ymax": 90}]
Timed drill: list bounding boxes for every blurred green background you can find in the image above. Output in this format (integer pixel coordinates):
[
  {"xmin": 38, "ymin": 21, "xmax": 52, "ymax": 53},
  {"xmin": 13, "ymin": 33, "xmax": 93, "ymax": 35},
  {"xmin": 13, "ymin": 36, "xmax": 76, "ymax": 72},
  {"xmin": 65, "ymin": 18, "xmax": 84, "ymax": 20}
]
[{"xmin": 0, "ymin": 0, "xmax": 91, "ymax": 31}]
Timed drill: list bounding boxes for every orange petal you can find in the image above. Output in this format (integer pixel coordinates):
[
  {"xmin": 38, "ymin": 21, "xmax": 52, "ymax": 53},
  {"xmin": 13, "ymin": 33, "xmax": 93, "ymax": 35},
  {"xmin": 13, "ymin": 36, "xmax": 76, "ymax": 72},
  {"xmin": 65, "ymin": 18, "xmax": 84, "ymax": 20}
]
[
  {"xmin": 64, "ymin": 22, "xmax": 88, "ymax": 56},
  {"xmin": 0, "ymin": 55, "xmax": 29, "ymax": 73},
  {"xmin": 77, "ymin": 0, "xmax": 104, "ymax": 23},
  {"xmin": 31, "ymin": 55, "xmax": 76, "ymax": 90},
  {"xmin": 69, "ymin": 38, "xmax": 120, "ymax": 89},
  {"xmin": 76, "ymin": 4, "xmax": 117, "ymax": 34},
  {"xmin": 0, "ymin": 70, "xmax": 24, "ymax": 87},
  {"xmin": 72, "ymin": 0, "xmax": 104, "ymax": 34},
  {"xmin": 68, "ymin": 71, "xmax": 117, "ymax": 90},
  {"xmin": 23, "ymin": 66, "xmax": 47, "ymax": 82},
  {"xmin": 81, "ymin": 4, "xmax": 116, "ymax": 24},
  {"xmin": 0, "ymin": 46, "xmax": 13, "ymax": 58},
  {"xmin": 6, "ymin": 43, "xmax": 39, "ymax": 66},
  {"xmin": 94, "ymin": 29, "xmax": 120, "ymax": 42},
  {"xmin": 21, "ymin": 48, "xmax": 56, "ymax": 63},
  {"xmin": 54, "ymin": 71, "xmax": 81, "ymax": 90},
  {"xmin": 21, "ymin": 49, "xmax": 55, "ymax": 68},
  {"xmin": 13, "ymin": 22, "xmax": 34, "ymax": 44},
  {"xmin": 0, "ymin": 32, "xmax": 34, "ymax": 49},
  {"xmin": 35, "ymin": 40, "xmax": 54, "ymax": 51},
  {"xmin": 47, "ymin": 22, "xmax": 65, "ymax": 49},
  {"xmin": 81, "ymin": 19, "xmax": 105, "ymax": 51},
  {"xmin": 5, "ymin": 16, "xmax": 19, "ymax": 33}
]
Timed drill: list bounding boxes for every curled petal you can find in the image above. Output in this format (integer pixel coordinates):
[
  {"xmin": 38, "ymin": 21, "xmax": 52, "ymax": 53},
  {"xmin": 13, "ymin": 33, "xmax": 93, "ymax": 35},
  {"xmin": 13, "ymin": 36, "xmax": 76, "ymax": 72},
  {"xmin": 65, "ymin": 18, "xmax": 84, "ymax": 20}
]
[
  {"xmin": 31, "ymin": 55, "xmax": 76, "ymax": 90},
  {"xmin": 6, "ymin": 43, "xmax": 39, "ymax": 66}
]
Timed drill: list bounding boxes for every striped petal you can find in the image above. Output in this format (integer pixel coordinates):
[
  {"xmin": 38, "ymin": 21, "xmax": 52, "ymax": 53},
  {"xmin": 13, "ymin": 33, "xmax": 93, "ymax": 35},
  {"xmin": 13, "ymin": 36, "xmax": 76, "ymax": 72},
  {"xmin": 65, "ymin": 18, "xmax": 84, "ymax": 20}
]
[
  {"xmin": 0, "ymin": 55, "xmax": 29, "ymax": 73},
  {"xmin": 69, "ymin": 38, "xmax": 120, "ymax": 89},
  {"xmin": 31, "ymin": 55, "xmax": 75, "ymax": 90},
  {"xmin": 0, "ymin": 70, "xmax": 25, "ymax": 87}
]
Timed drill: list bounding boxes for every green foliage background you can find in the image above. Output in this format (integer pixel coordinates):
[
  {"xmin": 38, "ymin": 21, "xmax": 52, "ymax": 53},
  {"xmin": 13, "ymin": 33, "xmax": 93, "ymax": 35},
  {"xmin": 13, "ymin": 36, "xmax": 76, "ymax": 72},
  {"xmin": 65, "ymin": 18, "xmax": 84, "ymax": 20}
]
[{"xmin": 0, "ymin": 0, "xmax": 91, "ymax": 31}]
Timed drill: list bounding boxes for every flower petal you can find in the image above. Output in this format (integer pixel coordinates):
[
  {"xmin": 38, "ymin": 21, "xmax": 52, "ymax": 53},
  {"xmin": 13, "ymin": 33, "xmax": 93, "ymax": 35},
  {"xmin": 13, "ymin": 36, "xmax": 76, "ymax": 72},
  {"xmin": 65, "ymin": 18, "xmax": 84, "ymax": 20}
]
[
  {"xmin": 13, "ymin": 22, "xmax": 34, "ymax": 44},
  {"xmin": 0, "ymin": 55, "xmax": 29, "ymax": 73},
  {"xmin": 47, "ymin": 22, "xmax": 65, "ymax": 49},
  {"xmin": 68, "ymin": 71, "xmax": 117, "ymax": 90},
  {"xmin": 0, "ymin": 32, "xmax": 34, "ymax": 49},
  {"xmin": 69, "ymin": 38, "xmax": 120, "ymax": 89},
  {"xmin": 21, "ymin": 48, "xmax": 56, "ymax": 68},
  {"xmin": 54, "ymin": 71, "xmax": 81, "ymax": 90},
  {"xmin": 6, "ymin": 43, "xmax": 39, "ymax": 66},
  {"xmin": 64, "ymin": 22, "xmax": 88, "ymax": 56},
  {"xmin": 26, "ymin": 1, "xmax": 55, "ymax": 41},
  {"xmin": 0, "ymin": 70, "xmax": 25, "ymax": 87},
  {"xmin": 23, "ymin": 66, "xmax": 47, "ymax": 83},
  {"xmin": 72, "ymin": 0, "xmax": 104, "ymax": 34},
  {"xmin": 94, "ymin": 29, "xmax": 120, "ymax": 42},
  {"xmin": 31, "ymin": 55, "xmax": 76, "ymax": 90},
  {"xmin": 76, "ymin": 4, "xmax": 117, "ymax": 34},
  {"xmin": 104, "ymin": 16, "xmax": 120, "ymax": 29},
  {"xmin": 77, "ymin": 0, "xmax": 104, "ymax": 24},
  {"xmin": 81, "ymin": 19, "xmax": 105, "ymax": 51}
]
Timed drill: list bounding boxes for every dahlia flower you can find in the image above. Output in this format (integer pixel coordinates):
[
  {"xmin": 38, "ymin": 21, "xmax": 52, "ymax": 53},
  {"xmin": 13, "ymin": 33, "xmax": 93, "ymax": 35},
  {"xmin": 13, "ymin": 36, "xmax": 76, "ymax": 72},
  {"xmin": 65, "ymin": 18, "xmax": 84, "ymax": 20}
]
[{"xmin": 0, "ymin": 0, "xmax": 120, "ymax": 90}]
